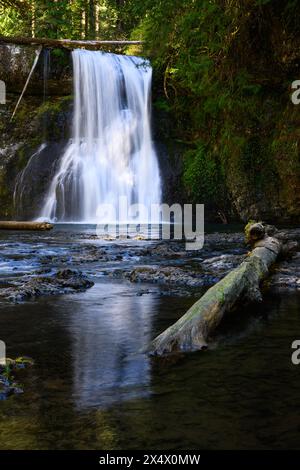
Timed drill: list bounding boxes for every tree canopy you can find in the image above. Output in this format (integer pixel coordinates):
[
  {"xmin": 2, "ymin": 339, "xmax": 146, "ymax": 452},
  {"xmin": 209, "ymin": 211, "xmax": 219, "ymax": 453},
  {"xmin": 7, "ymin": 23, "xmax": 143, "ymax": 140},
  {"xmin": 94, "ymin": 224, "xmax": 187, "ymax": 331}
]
[{"xmin": 0, "ymin": 0, "xmax": 139, "ymax": 39}]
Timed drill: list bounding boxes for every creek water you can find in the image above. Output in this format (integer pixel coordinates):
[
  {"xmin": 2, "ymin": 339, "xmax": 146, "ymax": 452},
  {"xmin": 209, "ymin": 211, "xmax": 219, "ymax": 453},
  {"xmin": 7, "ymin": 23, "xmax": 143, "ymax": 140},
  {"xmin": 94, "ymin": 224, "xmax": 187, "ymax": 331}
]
[{"xmin": 0, "ymin": 225, "xmax": 299, "ymax": 449}]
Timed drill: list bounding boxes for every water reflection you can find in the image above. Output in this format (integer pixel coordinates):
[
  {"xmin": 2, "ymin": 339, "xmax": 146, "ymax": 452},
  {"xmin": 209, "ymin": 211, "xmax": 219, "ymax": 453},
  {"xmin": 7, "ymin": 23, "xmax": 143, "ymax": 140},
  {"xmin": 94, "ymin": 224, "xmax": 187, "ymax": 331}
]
[{"xmin": 70, "ymin": 283, "xmax": 156, "ymax": 409}]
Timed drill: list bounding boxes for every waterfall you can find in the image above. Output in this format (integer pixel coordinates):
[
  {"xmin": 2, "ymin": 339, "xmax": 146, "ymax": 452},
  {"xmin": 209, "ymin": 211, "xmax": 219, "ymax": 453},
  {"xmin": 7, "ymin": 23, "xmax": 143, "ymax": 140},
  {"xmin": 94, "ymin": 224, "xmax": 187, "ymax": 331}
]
[{"xmin": 40, "ymin": 50, "xmax": 161, "ymax": 223}]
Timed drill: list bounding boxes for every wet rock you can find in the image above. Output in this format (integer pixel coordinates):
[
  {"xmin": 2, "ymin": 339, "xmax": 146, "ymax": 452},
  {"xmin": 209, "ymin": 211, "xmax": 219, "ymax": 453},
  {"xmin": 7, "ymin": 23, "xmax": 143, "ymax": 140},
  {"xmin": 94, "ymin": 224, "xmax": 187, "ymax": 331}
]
[
  {"xmin": 0, "ymin": 357, "xmax": 34, "ymax": 400},
  {"xmin": 269, "ymin": 253, "xmax": 300, "ymax": 290},
  {"xmin": 201, "ymin": 254, "xmax": 244, "ymax": 271},
  {"xmin": 124, "ymin": 266, "xmax": 219, "ymax": 288},
  {"xmin": 266, "ymin": 229, "xmax": 300, "ymax": 289},
  {"xmin": 39, "ymin": 245, "xmax": 110, "ymax": 265},
  {"xmin": 0, "ymin": 269, "xmax": 94, "ymax": 302},
  {"xmin": 145, "ymin": 242, "xmax": 186, "ymax": 258},
  {"xmin": 203, "ymin": 232, "xmax": 245, "ymax": 248},
  {"xmin": 0, "ymin": 96, "xmax": 72, "ymax": 220}
]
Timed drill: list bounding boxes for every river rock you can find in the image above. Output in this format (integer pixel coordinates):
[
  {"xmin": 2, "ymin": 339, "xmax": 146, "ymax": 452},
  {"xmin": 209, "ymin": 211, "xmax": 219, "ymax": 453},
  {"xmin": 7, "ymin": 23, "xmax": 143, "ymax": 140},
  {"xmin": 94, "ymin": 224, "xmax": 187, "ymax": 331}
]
[
  {"xmin": 0, "ymin": 269, "xmax": 94, "ymax": 302},
  {"xmin": 119, "ymin": 265, "xmax": 221, "ymax": 288},
  {"xmin": 269, "ymin": 252, "xmax": 300, "ymax": 290}
]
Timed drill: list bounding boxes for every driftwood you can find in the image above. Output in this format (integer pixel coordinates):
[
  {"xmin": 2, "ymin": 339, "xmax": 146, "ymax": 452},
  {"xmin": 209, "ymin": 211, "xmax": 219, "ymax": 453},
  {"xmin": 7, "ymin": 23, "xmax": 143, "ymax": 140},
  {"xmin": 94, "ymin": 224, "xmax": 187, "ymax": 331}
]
[
  {"xmin": 0, "ymin": 36, "xmax": 143, "ymax": 49},
  {"xmin": 149, "ymin": 222, "xmax": 287, "ymax": 356},
  {"xmin": 0, "ymin": 221, "xmax": 53, "ymax": 231},
  {"xmin": 10, "ymin": 45, "xmax": 42, "ymax": 121}
]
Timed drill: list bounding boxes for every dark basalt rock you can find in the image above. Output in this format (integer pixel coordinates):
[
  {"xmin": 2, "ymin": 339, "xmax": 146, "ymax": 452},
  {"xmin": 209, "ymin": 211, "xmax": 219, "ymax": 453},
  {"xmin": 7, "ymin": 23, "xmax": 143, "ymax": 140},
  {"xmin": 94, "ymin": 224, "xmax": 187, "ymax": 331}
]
[
  {"xmin": 0, "ymin": 269, "xmax": 94, "ymax": 303},
  {"xmin": 0, "ymin": 94, "xmax": 72, "ymax": 220},
  {"xmin": 125, "ymin": 265, "xmax": 220, "ymax": 287},
  {"xmin": 109, "ymin": 251, "xmax": 244, "ymax": 289},
  {"xmin": 269, "ymin": 252, "xmax": 300, "ymax": 290}
]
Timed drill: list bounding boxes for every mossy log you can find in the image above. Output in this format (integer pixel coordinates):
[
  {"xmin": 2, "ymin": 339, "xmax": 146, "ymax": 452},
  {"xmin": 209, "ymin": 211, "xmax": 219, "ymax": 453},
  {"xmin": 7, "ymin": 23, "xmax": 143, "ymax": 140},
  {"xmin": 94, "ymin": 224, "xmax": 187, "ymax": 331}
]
[
  {"xmin": 149, "ymin": 223, "xmax": 284, "ymax": 356},
  {"xmin": 0, "ymin": 36, "xmax": 143, "ymax": 49},
  {"xmin": 0, "ymin": 221, "xmax": 53, "ymax": 231}
]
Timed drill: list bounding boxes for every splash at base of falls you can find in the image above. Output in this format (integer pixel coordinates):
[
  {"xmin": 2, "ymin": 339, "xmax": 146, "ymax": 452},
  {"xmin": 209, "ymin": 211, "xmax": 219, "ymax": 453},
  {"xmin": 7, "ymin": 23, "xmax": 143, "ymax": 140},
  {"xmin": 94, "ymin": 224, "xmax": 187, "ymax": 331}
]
[{"xmin": 39, "ymin": 50, "xmax": 161, "ymax": 223}]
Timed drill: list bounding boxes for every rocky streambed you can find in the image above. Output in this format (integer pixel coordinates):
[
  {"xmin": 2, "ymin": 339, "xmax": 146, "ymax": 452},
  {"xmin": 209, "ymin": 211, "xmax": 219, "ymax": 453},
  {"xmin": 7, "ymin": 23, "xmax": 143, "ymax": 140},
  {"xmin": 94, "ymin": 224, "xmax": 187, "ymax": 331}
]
[{"xmin": 0, "ymin": 225, "xmax": 299, "ymax": 304}]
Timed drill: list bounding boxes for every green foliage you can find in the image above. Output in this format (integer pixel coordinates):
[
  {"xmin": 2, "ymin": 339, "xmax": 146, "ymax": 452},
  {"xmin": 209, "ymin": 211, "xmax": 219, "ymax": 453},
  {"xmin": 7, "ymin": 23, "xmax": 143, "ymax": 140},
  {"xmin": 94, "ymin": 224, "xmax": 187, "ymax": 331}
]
[
  {"xmin": 0, "ymin": 1, "xmax": 133, "ymax": 40},
  {"xmin": 0, "ymin": 6, "xmax": 28, "ymax": 36},
  {"xmin": 126, "ymin": 0, "xmax": 300, "ymax": 218},
  {"xmin": 183, "ymin": 142, "xmax": 225, "ymax": 206}
]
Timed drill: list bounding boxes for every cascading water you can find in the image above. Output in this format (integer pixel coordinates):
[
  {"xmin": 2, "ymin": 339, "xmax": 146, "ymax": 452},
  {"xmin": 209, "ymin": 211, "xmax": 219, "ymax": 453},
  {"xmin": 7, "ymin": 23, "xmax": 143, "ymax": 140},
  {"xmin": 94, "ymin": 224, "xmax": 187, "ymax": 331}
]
[{"xmin": 40, "ymin": 50, "xmax": 161, "ymax": 223}]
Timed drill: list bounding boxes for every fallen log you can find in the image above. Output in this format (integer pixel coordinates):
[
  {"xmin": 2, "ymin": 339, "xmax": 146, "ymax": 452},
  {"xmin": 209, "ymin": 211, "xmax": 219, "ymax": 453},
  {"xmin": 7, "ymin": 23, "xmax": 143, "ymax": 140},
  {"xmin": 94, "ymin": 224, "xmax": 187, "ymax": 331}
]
[
  {"xmin": 10, "ymin": 45, "xmax": 42, "ymax": 121},
  {"xmin": 0, "ymin": 36, "xmax": 143, "ymax": 49},
  {"xmin": 149, "ymin": 222, "xmax": 289, "ymax": 356},
  {"xmin": 0, "ymin": 221, "xmax": 53, "ymax": 231}
]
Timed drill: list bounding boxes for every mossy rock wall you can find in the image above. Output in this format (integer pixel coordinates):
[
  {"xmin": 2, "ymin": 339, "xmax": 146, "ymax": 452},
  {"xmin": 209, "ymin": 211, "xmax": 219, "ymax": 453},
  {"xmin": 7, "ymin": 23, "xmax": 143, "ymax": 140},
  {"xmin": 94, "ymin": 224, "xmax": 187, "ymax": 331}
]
[
  {"xmin": 0, "ymin": 44, "xmax": 73, "ymax": 220},
  {"xmin": 0, "ymin": 95, "xmax": 72, "ymax": 220},
  {"xmin": 146, "ymin": 0, "xmax": 300, "ymax": 224}
]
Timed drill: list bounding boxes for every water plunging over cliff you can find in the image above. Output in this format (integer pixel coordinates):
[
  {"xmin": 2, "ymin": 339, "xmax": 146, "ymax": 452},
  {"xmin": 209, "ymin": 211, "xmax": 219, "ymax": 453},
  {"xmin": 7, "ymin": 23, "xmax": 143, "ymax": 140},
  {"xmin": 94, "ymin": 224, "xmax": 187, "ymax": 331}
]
[{"xmin": 40, "ymin": 50, "xmax": 161, "ymax": 223}]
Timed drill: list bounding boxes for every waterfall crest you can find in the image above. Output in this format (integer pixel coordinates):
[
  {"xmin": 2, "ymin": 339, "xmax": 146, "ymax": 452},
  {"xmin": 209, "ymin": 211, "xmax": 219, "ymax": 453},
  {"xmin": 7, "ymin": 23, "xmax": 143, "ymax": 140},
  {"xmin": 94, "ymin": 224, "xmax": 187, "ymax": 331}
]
[{"xmin": 40, "ymin": 50, "xmax": 161, "ymax": 223}]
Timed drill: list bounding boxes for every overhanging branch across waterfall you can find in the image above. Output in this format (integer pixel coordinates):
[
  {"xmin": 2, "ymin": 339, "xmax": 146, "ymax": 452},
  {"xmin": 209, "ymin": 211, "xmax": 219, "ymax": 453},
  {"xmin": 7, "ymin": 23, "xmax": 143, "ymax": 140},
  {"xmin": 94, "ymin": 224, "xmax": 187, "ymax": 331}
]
[{"xmin": 0, "ymin": 36, "xmax": 144, "ymax": 49}]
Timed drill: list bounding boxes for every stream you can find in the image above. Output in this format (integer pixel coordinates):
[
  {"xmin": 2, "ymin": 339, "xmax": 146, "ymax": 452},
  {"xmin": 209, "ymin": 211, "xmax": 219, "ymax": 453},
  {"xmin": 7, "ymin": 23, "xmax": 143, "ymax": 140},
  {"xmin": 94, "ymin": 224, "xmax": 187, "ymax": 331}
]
[{"xmin": 0, "ymin": 225, "xmax": 299, "ymax": 449}]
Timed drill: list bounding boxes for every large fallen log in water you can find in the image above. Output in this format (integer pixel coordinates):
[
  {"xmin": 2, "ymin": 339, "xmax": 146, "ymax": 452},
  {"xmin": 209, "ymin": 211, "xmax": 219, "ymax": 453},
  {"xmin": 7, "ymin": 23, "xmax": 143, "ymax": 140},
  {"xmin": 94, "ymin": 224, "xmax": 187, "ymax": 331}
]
[
  {"xmin": 149, "ymin": 222, "xmax": 290, "ymax": 356},
  {"xmin": 0, "ymin": 36, "xmax": 143, "ymax": 49},
  {"xmin": 0, "ymin": 221, "xmax": 53, "ymax": 231}
]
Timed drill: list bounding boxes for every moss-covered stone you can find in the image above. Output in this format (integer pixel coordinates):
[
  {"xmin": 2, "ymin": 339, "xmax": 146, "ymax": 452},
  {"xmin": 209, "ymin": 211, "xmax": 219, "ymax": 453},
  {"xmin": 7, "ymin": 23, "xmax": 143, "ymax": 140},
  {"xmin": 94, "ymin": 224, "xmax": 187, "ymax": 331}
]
[
  {"xmin": 0, "ymin": 94, "xmax": 72, "ymax": 219},
  {"xmin": 146, "ymin": 0, "xmax": 300, "ymax": 223}
]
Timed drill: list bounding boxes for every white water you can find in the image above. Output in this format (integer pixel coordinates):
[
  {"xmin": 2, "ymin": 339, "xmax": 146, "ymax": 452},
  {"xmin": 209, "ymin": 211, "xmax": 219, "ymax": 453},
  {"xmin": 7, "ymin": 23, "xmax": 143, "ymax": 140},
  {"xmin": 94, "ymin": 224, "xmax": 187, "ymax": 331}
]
[{"xmin": 40, "ymin": 50, "xmax": 161, "ymax": 223}]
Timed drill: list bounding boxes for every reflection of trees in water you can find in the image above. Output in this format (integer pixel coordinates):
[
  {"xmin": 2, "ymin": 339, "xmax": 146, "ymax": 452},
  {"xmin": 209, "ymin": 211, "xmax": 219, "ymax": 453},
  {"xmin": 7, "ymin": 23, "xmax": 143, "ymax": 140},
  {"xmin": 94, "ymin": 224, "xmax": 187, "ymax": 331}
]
[{"xmin": 71, "ymin": 284, "xmax": 157, "ymax": 409}]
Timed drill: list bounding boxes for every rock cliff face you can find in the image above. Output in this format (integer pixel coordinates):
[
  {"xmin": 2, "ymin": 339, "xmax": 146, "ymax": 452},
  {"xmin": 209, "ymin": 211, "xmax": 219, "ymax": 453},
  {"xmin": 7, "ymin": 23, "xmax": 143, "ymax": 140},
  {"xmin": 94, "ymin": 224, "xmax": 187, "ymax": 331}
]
[
  {"xmin": 148, "ymin": 0, "xmax": 300, "ymax": 224},
  {"xmin": 222, "ymin": 5, "xmax": 300, "ymax": 224},
  {"xmin": 0, "ymin": 44, "xmax": 72, "ymax": 95},
  {"xmin": 0, "ymin": 44, "xmax": 72, "ymax": 220}
]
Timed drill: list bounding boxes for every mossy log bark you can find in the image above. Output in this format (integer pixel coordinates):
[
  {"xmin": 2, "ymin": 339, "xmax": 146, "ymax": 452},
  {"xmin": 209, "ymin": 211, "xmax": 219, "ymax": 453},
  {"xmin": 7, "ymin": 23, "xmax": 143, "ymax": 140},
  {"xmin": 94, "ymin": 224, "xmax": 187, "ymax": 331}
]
[
  {"xmin": 0, "ymin": 36, "xmax": 143, "ymax": 49},
  {"xmin": 149, "ymin": 223, "xmax": 283, "ymax": 356},
  {"xmin": 0, "ymin": 221, "xmax": 53, "ymax": 231}
]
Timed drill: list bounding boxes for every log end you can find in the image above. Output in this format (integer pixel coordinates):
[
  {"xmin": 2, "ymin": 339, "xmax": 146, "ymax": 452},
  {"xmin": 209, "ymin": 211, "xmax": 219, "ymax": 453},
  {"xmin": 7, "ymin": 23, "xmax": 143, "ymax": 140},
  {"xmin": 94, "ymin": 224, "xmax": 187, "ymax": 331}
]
[
  {"xmin": 148, "ymin": 327, "xmax": 208, "ymax": 357},
  {"xmin": 245, "ymin": 221, "xmax": 265, "ymax": 245}
]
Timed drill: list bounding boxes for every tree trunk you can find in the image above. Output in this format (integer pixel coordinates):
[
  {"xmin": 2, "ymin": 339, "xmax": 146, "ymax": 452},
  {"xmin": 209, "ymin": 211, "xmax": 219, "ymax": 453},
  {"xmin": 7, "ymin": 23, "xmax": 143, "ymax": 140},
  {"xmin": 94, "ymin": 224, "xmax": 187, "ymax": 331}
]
[
  {"xmin": 84, "ymin": 0, "xmax": 89, "ymax": 39},
  {"xmin": 0, "ymin": 222, "xmax": 53, "ymax": 231},
  {"xmin": 116, "ymin": 0, "xmax": 126, "ymax": 34},
  {"xmin": 88, "ymin": 0, "xmax": 96, "ymax": 39},
  {"xmin": 149, "ymin": 223, "xmax": 286, "ymax": 356}
]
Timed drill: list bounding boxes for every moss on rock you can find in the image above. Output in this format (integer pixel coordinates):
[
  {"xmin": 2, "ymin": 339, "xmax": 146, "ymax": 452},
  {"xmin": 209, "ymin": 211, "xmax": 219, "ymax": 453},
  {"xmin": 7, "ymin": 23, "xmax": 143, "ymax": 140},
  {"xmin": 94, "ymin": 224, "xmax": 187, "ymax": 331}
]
[{"xmin": 0, "ymin": 94, "xmax": 72, "ymax": 219}]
